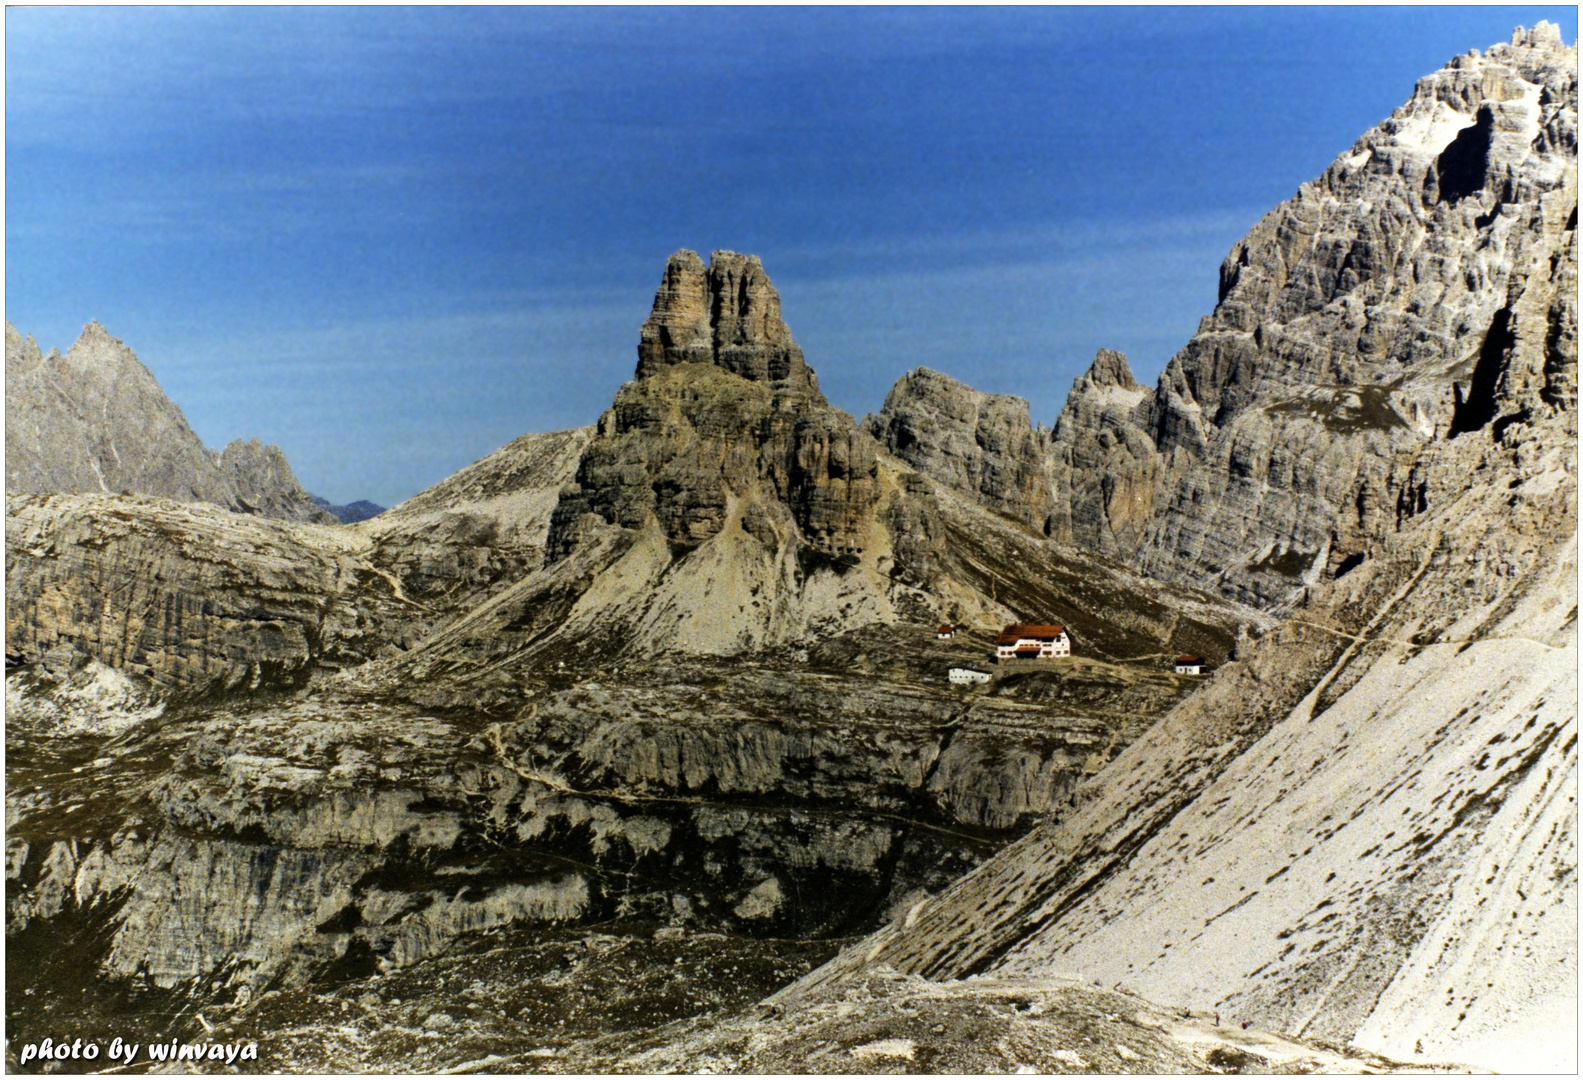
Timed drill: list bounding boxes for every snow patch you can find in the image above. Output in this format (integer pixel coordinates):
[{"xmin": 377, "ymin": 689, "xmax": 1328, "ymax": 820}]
[{"xmin": 1394, "ymin": 100, "xmax": 1477, "ymax": 157}]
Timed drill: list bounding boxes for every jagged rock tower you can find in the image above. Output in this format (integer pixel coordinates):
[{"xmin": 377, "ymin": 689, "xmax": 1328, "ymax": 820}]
[
  {"xmin": 548, "ymin": 250, "xmax": 879, "ymax": 560},
  {"xmin": 635, "ymin": 249, "xmax": 818, "ymax": 391}
]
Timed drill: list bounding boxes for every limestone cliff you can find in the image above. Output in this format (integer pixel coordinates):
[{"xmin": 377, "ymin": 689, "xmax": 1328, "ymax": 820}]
[
  {"xmin": 1043, "ymin": 349, "xmax": 1162, "ymax": 558},
  {"xmin": 865, "ymin": 368, "xmax": 1054, "ymax": 532},
  {"xmin": 770, "ymin": 27, "xmax": 1579, "ymax": 1072},
  {"xmin": 4, "ymin": 494, "xmax": 413, "ymax": 695},
  {"xmin": 549, "ymin": 250, "xmax": 877, "ymax": 563},
  {"xmin": 4, "ymin": 320, "xmax": 335, "ymax": 523},
  {"xmin": 873, "ymin": 26, "xmax": 1578, "ymax": 613},
  {"xmin": 1125, "ymin": 24, "xmax": 1577, "ymax": 606}
]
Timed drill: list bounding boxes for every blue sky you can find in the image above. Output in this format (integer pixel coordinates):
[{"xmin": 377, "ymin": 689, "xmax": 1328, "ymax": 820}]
[{"xmin": 7, "ymin": 7, "xmax": 1577, "ymax": 507}]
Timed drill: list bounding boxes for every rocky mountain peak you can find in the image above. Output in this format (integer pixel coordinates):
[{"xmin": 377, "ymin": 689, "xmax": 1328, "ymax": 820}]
[
  {"xmin": 78, "ymin": 318, "xmax": 115, "ymax": 343},
  {"xmin": 217, "ymin": 437, "xmax": 324, "ymax": 520},
  {"xmin": 549, "ymin": 249, "xmax": 875, "ymax": 570},
  {"xmin": 5, "ymin": 321, "xmax": 336, "ymax": 523},
  {"xmin": 636, "ymin": 248, "xmax": 816, "ymax": 391},
  {"xmin": 1042, "ymin": 351, "xmax": 1159, "ymax": 558},
  {"xmin": 866, "ymin": 368, "xmax": 1054, "ymax": 532},
  {"xmin": 4, "ymin": 320, "xmax": 42, "ymax": 381},
  {"xmin": 62, "ymin": 319, "xmax": 134, "ymax": 370},
  {"xmin": 1082, "ymin": 348, "xmax": 1140, "ymax": 389},
  {"xmin": 1076, "ymin": 24, "xmax": 1575, "ymax": 603},
  {"xmin": 1514, "ymin": 19, "xmax": 1567, "ymax": 50}
]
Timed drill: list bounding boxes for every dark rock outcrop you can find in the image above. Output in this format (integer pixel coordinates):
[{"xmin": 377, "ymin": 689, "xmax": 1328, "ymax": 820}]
[
  {"xmin": 4, "ymin": 320, "xmax": 335, "ymax": 524},
  {"xmin": 548, "ymin": 250, "xmax": 879, "ymax": 561}
]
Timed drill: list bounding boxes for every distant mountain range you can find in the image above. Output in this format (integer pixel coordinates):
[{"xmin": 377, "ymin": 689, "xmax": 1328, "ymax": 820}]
[
  {"xmin": 4, "ymin": 319, "xmax": 380, "ymax": 524},
  {"xmin": 309, "ymin": 495, "xmax": 387, "ymax": 524}
]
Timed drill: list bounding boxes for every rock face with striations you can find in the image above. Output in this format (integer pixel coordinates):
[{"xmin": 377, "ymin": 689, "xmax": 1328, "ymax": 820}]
[
  {"xmin": 865, "ymin": 368, "xmax": 1054, "ymax": 532},
  {"xmin": 5, "ymin": 320, "xmax": 335, "ymax": 524},
  {"xmin": 549, "ymin": 250, "xmax": 879, "ymax": 560},
  {"xmin": 1121, "ymin": 23, "xmax": 1577, "ymax": 605},
  {"xmin": 764, "ymin": 26, "xmax": 1579, "ymax": 1074},
  {"xmin": 635, "ymin": 249, "xmax": 818, "ymax": 391},
  {"xmin": 871, "ymin": 26, "xmax": 1578, "ymax": 612},
  {"xmin": 4, "ymin": 494, "xmax": 413, "ymax": 695},
  {"xmin": 1043, "ymin": 349, "xmax": 1163, "ymax": 559}
]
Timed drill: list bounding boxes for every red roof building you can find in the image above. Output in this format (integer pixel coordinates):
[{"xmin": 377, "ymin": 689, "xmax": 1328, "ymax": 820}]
[{"xmin": 996, "ymin": 624, "xmax": 1070, "ymax": 660}]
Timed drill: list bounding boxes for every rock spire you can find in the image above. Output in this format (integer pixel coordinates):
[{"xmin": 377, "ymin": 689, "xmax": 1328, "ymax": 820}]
[
  {"xmin": 548, "ymin": 249, "xmax": 873, "ymax": 563},
  {"xmin": 636, "ymin": 249, "xmax": 818, "ymax": 392}
]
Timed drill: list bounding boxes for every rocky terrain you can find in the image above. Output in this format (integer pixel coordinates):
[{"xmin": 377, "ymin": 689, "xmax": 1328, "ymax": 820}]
[
  {"xmin": 5, "ymin": 320, "xmax": 337, "ymax": 524},
  {"xmin": 4, "ymin": 23, "xmax": 1576, "ymax": 1076},
  {"xmin": 726, "ymin": 23, "xmax": 1581, "ymax": 1075},
  {"xmin": 871, "ymin": 24, "xmax": 1578, "ymax": 613},
  {"xmin": 6, "ymin": 254, "xmax": 1254, "ymax": 1071}
]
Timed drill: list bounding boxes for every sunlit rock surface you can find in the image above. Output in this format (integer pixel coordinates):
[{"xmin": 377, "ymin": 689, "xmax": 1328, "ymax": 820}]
[
  {"xmin": 4, "ymin": 25, "xmax": 1575, "ymax": 1075},
  {"xmin": 769, "ymin": 26, "xmax": 1578, "ymax": 1074},
  {"xmin": 5, "ymin": 321, "xmax": 335, "ymax": 524}
]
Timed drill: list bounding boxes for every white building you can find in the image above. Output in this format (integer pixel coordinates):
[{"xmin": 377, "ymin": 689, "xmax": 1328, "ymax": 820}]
[
  {"xmin": 1175, "ymin": 655, "xmax": 1205, "ymax": 675},
  {"xmin": 995, "ymin": 623, "xmax": 1070, "ymax": 660},
  {"xmin": 936, "ymin": 624, "xmax": 956, "ymax": 639},
  {"xmin": 949, "ymin": 667, "xmax": 992, "ymax": 685}
]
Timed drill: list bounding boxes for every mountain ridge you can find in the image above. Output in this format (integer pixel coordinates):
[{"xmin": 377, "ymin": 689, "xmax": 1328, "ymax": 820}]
[
  {"xmin": 756, "ymin": 24, "xmax": 1577, "ymax": 1073},
  {"xmin": 868, "ymin": 22, "xmax": 1577, "ymax": 614},
  {"xmin": 6, "ymin": 319, "xmax": 340, "ymax": 524}
]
